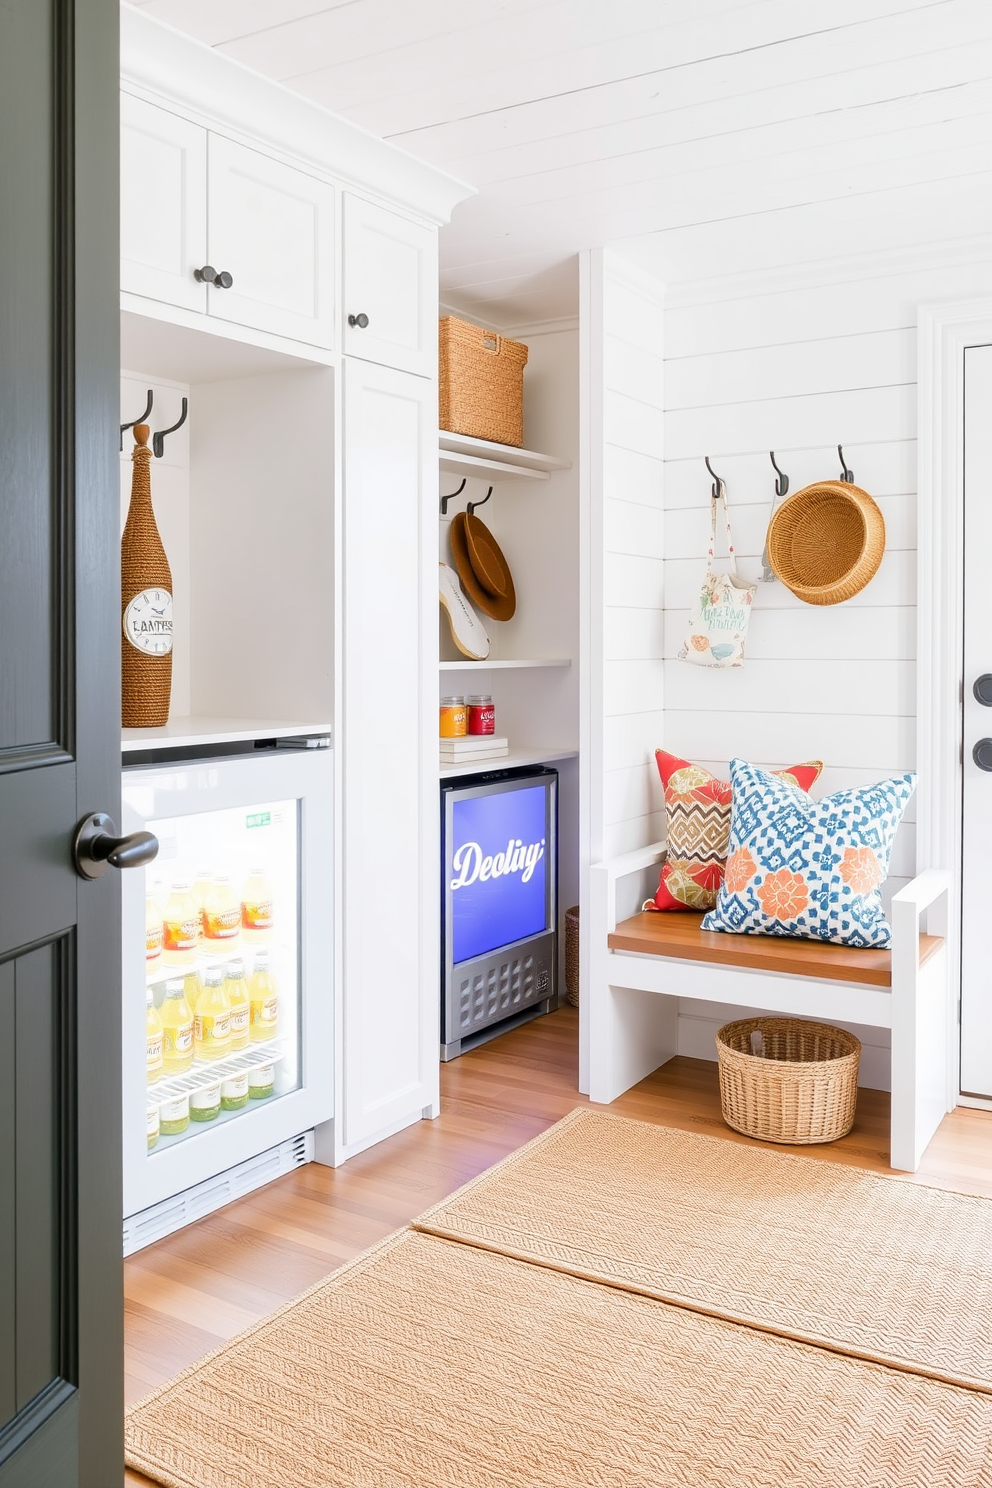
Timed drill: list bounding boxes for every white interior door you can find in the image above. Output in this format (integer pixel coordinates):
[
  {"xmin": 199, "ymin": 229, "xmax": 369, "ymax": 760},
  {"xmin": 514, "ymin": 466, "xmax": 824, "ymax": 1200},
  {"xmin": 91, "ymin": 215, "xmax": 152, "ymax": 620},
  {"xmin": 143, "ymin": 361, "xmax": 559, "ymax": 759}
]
[
  {"xmin": 120, "ymin": 93, "xmax": 207, "ymax": 312},
  {"xmin": 960, "ymin": 341, "xmax": 992, "ymax": 1097},
  {"xmin": 342, "ymin": 195, "xmax": 436, "ymax": 377},
  {"xmin": 207, "ymin": 134, "xmax": 335, "ymax": 348},
  {"xmin": 338, "ymin": 358, "xmax": 438, "ymax": 1151}
]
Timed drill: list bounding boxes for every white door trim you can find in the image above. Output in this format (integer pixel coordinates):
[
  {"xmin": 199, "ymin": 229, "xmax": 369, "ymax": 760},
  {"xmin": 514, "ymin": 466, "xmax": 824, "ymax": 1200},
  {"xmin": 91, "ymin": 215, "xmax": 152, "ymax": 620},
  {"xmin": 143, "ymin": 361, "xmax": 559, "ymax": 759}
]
[{"xmin": 918, "ymin": 297, "xmax": 992, "ymax": 1107}]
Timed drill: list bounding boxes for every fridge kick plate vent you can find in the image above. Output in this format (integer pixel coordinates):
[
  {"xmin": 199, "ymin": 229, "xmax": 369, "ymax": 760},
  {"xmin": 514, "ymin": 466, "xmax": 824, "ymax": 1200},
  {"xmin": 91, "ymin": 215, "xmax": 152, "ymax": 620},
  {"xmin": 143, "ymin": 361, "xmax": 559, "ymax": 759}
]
[{"xmin": 123, "ymin": 1130, "xmax": 314, "ymax": 1255}]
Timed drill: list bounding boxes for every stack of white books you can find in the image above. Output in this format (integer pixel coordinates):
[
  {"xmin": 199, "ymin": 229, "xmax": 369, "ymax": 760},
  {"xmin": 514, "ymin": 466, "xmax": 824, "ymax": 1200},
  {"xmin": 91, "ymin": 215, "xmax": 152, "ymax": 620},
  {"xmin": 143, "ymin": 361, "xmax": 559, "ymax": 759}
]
[{"xmin": 439, "ymin": 734, "xmax": 510, "ymax": 765}]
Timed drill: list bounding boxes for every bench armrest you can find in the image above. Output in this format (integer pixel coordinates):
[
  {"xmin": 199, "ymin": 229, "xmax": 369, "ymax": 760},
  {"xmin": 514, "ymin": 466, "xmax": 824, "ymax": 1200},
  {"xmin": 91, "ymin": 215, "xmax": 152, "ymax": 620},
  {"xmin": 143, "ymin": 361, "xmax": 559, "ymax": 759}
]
[
  {"xmin": 891, "ymin": 869, "xmax": 950, "ymax": 961},
  {"xmin": 590, "ymin": 842, "xmax": 666, "ymax": 935}
]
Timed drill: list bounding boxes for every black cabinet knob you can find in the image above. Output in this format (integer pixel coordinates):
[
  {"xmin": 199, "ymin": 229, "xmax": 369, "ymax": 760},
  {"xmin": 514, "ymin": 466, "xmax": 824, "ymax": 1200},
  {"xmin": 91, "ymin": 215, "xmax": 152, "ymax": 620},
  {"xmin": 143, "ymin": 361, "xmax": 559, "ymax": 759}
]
[
  {"xmin": 194, "ymin": 265, "xmax": 234, "ymax": 289},
  {"xmin": 974, "ymin": 739, "xmax": 992, "ymax": 773},
  {"xmin": 975, "ymin": 675, "xmax": 992, "ymax": 706},
  {"xmin": 348, "ymin": 312, "xmax": 369, "ymax": 329},
  {"xmin": 72, "ymin": 812, "xmax": 159, "ymax": 881}
]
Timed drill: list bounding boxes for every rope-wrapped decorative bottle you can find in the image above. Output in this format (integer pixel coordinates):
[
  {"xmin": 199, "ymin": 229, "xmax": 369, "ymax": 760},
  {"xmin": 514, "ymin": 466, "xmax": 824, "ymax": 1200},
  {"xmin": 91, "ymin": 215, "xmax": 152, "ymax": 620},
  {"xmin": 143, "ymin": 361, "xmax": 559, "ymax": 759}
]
[{"xmin": 121, "ymin": 424, "xmax": 173, "ymax": 726}]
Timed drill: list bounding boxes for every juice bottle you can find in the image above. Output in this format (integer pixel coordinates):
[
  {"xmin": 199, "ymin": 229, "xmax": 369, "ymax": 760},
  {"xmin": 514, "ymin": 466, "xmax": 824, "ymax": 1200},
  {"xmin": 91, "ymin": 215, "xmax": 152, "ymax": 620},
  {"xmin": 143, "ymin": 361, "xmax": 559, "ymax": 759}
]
[
  {"xmin": 146, "ymin": 988, "xmax": 164, "ymax": 1082},
  {"xmin": 220, "ymin": 1071, "xmax": 249, "ymax": 1111},
  {"xmin": 183, "ymin": 969, "xmax": 203, "ymax": 1013},
  {"xmin": 191, "ymin": 867, "xmax": 213, "ymax": 946},
  {"xmin": 202, "ymin": 874, "xmax": 241, "ymax": 952},
  {"xmin": 190, "ymin": 1080, "xmax": 221, "ymax": 1122},
  {"xmin": 160, "ymin": 978, "xmax": 194, "ymax": 1073},
  {"xmin": 147, "ymin": 1103, "xmax": 160, "ymax": 1151},
  {"xmin": 162, "ymin": 880, "xmax": 199, "ymax": 968},
  {"xmin": 241, "ymin": 866, "xmax": 274, "ymax": 945},
  {"xmin": 159, "ymin": 1092, "xmax": 189, "ymax": 1136},
  {"xmin": 248, "ymin": 1063, "xmax": 275, "ymax": 1100},
  {"xmin": 145, "ymin": 892, "xmax": 163, "ymax": 972},
  {"xmin": 225, "ymin": 959, "xmax": 250, "ymax": 1051},
  {"xmin": 194, "ymin": 966, "xmax": 231, "ymax": 1062},
  {"xmin": 249, "ymin": 951, "xmax": 279, "ymax": 1043}
]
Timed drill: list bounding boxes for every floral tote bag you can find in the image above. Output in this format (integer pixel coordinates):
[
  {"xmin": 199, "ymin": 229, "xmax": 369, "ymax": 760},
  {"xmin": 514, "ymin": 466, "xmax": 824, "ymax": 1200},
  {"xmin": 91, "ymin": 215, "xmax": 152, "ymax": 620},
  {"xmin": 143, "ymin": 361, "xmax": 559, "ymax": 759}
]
[{"xmin": 679, "ymin": 480, "xmax": 757, "ymax": 668}]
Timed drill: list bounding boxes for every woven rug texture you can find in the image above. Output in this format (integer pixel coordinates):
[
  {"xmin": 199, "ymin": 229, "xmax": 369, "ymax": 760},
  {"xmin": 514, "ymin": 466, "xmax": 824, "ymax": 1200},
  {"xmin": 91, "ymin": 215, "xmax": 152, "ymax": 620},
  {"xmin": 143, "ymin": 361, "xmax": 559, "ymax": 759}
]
[
  {"xmin": 417, "ymin": 1108, "xmax": 992, "ymax": 1393},
  {"xmin": 125, "ymin": 1228, "xmax": 992, "ymax": 1488}
]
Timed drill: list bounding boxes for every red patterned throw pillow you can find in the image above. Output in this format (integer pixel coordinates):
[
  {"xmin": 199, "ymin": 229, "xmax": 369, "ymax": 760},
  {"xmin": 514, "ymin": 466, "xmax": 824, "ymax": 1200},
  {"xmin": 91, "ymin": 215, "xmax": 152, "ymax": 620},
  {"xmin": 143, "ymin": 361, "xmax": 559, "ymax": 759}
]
[{"xmin": 646, "ymin": 750, "xmax": 824, "ymax": 912}]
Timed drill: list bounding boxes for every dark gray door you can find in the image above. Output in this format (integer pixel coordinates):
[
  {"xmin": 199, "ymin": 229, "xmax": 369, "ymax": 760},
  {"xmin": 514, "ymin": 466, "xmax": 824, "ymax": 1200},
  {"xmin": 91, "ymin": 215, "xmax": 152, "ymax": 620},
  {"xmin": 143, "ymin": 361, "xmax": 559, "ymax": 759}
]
[{"xmin": 0, "ymin": 2, "xmax": 123, "ymax": 1485}]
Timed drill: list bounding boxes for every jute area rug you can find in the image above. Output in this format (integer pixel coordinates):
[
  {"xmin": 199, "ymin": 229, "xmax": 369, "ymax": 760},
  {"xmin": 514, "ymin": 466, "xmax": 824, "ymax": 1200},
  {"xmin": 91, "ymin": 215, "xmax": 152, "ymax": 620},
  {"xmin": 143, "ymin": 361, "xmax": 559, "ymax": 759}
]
[{"xmin": 126, "ymin": 1111, "xmax": 992, "ymax": 1488}]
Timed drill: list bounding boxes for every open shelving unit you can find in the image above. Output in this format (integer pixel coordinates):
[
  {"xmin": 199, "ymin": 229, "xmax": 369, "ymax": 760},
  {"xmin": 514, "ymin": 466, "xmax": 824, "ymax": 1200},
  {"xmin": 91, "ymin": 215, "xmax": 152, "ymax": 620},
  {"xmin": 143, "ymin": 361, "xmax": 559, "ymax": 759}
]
[
  {"xmin": 440, "ymin": 429, "xmax": 570, "ymax": 483},
  {"xmin": 439, "ymin": 658, "xmax": 570, "ymax": 672},
  {"xmin": 439, "ymin": 746, "xmax": 578, "ymax": 781}
]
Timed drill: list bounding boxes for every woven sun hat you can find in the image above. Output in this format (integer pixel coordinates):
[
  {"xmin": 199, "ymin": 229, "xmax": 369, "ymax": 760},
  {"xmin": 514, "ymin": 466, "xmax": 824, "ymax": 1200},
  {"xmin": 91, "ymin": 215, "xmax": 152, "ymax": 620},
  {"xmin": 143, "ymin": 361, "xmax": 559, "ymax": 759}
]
[
  {"xmin": 449, "ymin": 511, "xmax": 516, "ymax": 621},
  {"xmin": 766, "ymin": 479, "xmax": 885, "ymax": 606}
]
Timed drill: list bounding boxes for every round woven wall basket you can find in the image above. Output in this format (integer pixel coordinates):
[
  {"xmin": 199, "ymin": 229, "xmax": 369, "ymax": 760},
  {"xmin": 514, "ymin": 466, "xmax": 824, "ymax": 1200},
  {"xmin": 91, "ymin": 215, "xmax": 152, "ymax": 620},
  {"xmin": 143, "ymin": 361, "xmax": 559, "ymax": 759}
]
[
  {"xmin": 766, "ymin": 480, "xmax": 885, "ymax": 605},
  {"xmin": 716, "ymin": 1017, "xmax": 861, "ymax": 1146}
]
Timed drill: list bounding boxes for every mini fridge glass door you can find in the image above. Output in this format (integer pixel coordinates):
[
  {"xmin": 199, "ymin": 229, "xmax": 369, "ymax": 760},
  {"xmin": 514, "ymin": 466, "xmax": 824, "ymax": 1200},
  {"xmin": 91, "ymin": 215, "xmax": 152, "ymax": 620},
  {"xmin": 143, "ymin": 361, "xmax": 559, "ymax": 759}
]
[{"xmin": 121, "ymin": 747, "xmax": 332, "ymax": 1220}]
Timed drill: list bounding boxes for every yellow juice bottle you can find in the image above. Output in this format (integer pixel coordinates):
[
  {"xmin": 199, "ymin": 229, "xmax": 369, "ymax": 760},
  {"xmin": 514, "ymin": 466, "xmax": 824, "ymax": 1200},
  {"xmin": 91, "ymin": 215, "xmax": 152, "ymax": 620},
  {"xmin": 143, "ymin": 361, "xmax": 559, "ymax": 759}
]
[
  {"xmin": 194, "ymin": 966, "xmax": 231, "ymax": 1062},
  {"xmin": 160, "ymin": 978, "xmax": 194, "ymax": 1074},
  {"xmin": 249, "ymin": 951, "xmax": 279, "ymax": 1043},
  {"xmin": 225, "ymin": 959, "xmax": 250, "ymax": 1052},
  {"xmin": 146, "ymin": 1103, "xmax": 160, "ymax": 1150},
  {"xmin": 191, "ymin": 867, "xmax": 213, "ymax": 946},
  {"xmin": 240, "ymin": 866, "xmax": 274, "ymax": 946},
  {"xmin": 184, "ymin": 969, "xmax": 203, "ymax": 1013},
  {"xmin": 145, "ymin": 892, "xmax": 163, "ymax": 973},
  {"xmin": 146, "ymin": 988, "xmax": 164, "ymax": 1083},
  {"xmin": 202, "ymin": 874, "xmax": 241, "ymax": 953},
  {"xmin": 162, "ymin": 880, "xmax": 199, "ymax": 968}
]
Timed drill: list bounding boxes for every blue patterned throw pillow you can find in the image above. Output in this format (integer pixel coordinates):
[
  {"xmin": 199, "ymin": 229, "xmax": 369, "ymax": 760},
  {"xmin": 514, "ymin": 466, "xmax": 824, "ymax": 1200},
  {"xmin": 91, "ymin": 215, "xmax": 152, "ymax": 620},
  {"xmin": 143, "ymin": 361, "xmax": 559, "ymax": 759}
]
[{"xmin": 700, "ymin": 758, "xmax": 917, "ymax": 949}]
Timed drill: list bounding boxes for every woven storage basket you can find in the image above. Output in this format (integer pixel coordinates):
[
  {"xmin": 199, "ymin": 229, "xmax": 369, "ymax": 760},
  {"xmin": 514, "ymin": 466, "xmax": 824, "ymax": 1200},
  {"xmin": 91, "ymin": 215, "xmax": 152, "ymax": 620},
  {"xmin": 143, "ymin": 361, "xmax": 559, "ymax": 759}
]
[
  {"xmin": 564, "ymin": 905, "xmax": 580, "ymax": 1007},
  {"xmin": 439, "ymin": 316, "xmax": 528, "ymax": 448},
  {"xmin": 766, "ymin": 480, "xmax": 885, "ymax": 605},
  {"xmin": 716, "ymin": 1016, "xmax": 861, "ymax": 1145}
]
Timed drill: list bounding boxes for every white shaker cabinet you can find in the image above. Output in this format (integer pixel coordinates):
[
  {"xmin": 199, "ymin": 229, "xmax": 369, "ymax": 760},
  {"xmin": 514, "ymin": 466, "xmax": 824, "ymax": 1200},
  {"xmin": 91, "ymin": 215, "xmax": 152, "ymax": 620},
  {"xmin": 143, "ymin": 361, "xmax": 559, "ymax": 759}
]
[
  {"xmin": 342, "ymin": 195, "xmax": 437, "ymax": 377},
  {"xmin": 120, "ymin": 94, "xmax": 335, "ymax": 351},
  {"xmin": 120, "ymin": 93, "xmax": 207, "ymax": 314},
  {"xmin": 334, "ymin": 358, "xmax": 439, "ymax": 1155}
]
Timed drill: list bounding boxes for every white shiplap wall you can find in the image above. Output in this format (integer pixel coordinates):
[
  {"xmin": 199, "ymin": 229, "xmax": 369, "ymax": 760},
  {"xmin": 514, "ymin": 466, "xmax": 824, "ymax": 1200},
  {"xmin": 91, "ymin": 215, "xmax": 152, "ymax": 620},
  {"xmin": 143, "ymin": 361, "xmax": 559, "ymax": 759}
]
[
  {"xmin": 581, "ymin": 250, "xmax": 666, "ymax": 871},
  {"xmin": 661, "ymin": 246, "xmax": 992, "ymax": 1085}
]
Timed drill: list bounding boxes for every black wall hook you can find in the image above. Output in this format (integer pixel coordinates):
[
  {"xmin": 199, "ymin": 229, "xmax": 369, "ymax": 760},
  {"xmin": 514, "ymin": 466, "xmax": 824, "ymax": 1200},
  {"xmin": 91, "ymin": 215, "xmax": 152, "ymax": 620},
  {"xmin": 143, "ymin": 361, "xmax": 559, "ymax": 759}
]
[
  {"xmin": 467, "ymin": 485, "xmax": 493, "ymax": 516},
  {"xmin": 704, "ymin": 456, "xmax": 725, "ymax": 498},
  {"xmin": 769, "ymin": 451, "xmax": 789, "ymax": 498},
  {"xmin": 121, "ymin": 389, "xmax": 153, "ymax": 451},
  {"xmin": 440, "ymin": 477, "xmax": 467, "ymax": 516},
  {"xmin": 838, "ymin": 444, "xmax": 854, "ymax": 483},
  {"xmin": 152, "ymin": 397, "xmax": 188, "ymax": 458}
]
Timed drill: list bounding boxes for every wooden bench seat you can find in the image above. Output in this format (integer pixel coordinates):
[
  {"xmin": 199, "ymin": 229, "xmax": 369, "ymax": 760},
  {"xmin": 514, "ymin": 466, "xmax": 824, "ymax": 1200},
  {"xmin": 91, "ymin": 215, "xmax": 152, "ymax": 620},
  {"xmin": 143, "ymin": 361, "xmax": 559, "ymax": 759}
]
[
  {"xmin": 608, "ymin": 910, "xmax": 944, "ymax": 989},
  {"xmin": 585, "ymin": 844, "xmax": 952, "ymax": 1173}
]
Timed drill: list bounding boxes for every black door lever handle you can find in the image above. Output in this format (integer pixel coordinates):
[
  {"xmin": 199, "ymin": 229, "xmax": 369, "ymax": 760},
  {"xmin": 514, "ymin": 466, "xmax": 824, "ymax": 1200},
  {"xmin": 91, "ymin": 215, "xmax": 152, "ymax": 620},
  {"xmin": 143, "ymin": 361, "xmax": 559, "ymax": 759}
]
[{"xmin": 73, "ymin": 812, "xmax": 159, "ymax": 880}]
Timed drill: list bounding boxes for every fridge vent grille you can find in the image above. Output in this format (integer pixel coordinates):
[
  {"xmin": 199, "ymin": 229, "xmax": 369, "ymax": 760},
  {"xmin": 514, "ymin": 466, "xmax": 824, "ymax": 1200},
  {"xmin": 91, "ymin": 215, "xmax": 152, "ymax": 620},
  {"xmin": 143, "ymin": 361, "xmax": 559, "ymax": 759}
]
[{"xmin": 123, "ymin": 1130, "xmax": 315, "ymax": 1255}]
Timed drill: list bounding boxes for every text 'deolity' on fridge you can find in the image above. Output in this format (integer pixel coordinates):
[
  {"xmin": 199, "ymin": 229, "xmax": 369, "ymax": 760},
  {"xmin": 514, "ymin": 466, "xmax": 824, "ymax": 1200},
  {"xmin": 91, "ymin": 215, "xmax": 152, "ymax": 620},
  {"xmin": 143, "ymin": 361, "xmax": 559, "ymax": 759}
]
[{"xmin": 121, "ymin": 742, "xmax": 332, "ymax": 1254}]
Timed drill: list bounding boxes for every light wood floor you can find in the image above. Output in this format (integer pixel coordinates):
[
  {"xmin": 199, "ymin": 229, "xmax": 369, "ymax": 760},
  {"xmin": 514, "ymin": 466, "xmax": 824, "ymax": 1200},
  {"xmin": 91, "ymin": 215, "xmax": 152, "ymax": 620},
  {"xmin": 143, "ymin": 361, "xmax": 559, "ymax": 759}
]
[{"xmin": 123, "ymin": 1004, "xmax": 992, "ymax": 1486}]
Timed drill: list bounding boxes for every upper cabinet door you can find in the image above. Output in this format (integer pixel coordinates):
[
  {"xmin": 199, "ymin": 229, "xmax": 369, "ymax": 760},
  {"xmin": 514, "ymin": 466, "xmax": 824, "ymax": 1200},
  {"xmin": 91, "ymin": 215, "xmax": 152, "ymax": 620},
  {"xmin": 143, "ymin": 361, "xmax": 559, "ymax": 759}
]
[
  {"xmin": 120, "ymin": 94, "xmax": 207, "ymax": 312},
  {"xmin": 343, "ymin": 195, "xmax": 436, "ymax": 377},
  {"xmin": 207, "ymin": 135, "xmax": 335, "ymax": 349}
]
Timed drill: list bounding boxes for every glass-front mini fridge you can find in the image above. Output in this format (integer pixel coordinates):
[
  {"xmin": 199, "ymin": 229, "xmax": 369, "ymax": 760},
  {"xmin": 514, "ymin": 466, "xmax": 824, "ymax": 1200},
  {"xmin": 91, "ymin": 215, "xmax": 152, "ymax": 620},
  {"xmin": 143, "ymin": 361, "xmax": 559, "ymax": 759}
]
[{"xmin": 121, "ymin": 742, "xmax": 332, "ymax": 1251}]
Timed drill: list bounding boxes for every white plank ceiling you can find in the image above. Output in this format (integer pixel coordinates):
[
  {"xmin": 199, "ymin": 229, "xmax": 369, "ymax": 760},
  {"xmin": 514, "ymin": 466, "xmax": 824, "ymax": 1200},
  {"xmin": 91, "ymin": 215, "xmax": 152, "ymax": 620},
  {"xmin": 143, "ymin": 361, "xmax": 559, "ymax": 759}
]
[{"xmin": 128, "ymin": 0, "xmax": 992, "ymax": 325}]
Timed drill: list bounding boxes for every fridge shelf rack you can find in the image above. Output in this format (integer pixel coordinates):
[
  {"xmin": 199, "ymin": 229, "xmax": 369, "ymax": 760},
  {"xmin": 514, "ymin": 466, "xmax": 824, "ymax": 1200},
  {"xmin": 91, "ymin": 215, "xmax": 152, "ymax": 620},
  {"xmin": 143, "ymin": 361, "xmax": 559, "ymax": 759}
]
[{"xmin": 148, "ymin": 1043, "xmax": 286, "ymax": 1108}]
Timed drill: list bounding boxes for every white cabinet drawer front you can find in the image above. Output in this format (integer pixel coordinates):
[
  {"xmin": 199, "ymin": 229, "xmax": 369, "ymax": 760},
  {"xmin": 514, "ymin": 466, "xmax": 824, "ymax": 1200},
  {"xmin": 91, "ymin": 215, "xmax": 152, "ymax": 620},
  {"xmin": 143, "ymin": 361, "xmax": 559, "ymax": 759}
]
[
  {"xmin": 343, "ymin": 195, "xmax": 436, "ymax": 376},
  {"xmin": 207, "ymin": 135, "xmax": 335, "ymax": 349},
  {"xmin": 341, "ymin": 360, "xmax": 438, "ymax": 1145},
  {"xmin": 120, "ymin": 94, "xmax": 206, "ymax": 312}
]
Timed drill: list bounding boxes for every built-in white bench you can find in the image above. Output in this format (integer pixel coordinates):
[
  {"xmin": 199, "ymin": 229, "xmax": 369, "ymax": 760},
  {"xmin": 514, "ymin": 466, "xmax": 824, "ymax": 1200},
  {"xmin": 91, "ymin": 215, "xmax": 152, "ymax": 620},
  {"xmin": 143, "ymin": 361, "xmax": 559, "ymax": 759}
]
[{"xmin": 587, "ymin": 844, "xmax": 951, "ymax": 1172}]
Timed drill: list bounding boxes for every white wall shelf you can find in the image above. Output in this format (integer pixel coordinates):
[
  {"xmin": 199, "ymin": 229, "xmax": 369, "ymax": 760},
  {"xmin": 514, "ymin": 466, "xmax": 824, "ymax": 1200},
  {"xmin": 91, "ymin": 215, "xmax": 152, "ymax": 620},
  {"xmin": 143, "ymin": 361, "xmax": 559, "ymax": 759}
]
[
  {"xmin": 439, "ymin": 746, "xmax": 578, "ymax": 779},
  {"xmin": 440, "ymin": 430, "xmax": 570, "ymax": 483},
  {"xmin": 439, "ymin": 658, "xmax": 571, "ymax": 671},
  {"xmin": 122, "ymin": 715, "xmax": 332, "ymax": 753}
]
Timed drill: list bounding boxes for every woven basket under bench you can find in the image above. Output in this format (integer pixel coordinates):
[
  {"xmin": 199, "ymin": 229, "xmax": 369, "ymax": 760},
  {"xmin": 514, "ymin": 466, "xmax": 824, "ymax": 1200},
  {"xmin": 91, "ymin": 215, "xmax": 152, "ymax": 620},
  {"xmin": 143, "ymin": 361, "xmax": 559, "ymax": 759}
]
[{"xmin": 716, "ymin": 1016, "xmax": 861, "ymax": 1145}]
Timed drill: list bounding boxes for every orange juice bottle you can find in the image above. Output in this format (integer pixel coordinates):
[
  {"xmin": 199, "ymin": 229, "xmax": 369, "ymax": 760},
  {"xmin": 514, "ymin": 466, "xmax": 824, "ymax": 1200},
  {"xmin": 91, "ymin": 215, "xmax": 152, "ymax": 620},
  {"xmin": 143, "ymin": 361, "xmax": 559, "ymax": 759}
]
[
  {"xmin": 249, "ymin": 951, "xmax": 279, "ymax": 1043},
  {"xmin": 202, "ymin": 874, "xmax": 241, "ymax": 953},
  {"xmin": 194, "ymin": 966, "xmax": 231, "ymax": 1062},
  {"xmin": 160, "ymin": 978, "xmax": 194, "ymax": 1074},
  {"xmin": 225, "ymin": 959, "xmax": 250, "ymax": 1051},
  {"xmin": 191, "ymin": 867, "xmax": 213, "ymax": 946},
  {"xmin": 146, "ymin": 988, "xmax": 164, "ymax": 1082},
  {"xmin": 241, "ymin": 866, "xmax": 274, "ymax": 945},
  {"xmin": 162, "ymin": 880, "xmax": 199, "ymax": 967},
  {"xmin": 145, "ymin": 892, "xmax": 163, "ymax": 972}
]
